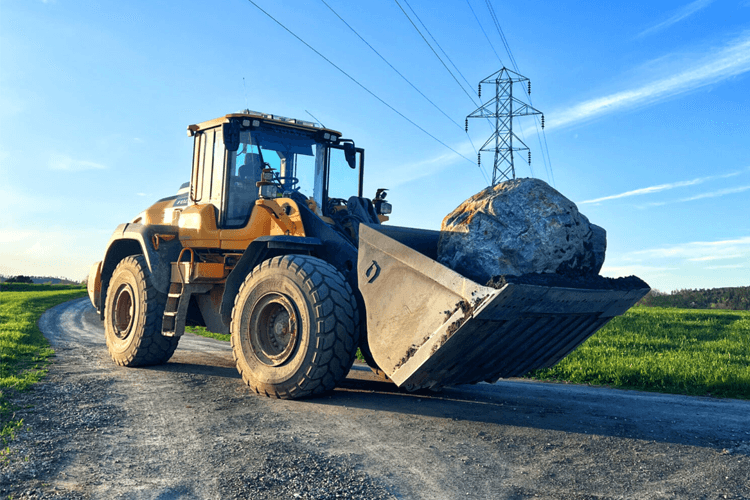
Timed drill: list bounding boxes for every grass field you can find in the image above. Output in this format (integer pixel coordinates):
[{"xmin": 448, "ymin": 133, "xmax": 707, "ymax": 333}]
[
  {"xmin": 530, "ymin": 306, "xmax": 750, "ymax": 399},
  {"xmin": 0, "ymin": 284, "xmax": 87, "ymax": 447}
]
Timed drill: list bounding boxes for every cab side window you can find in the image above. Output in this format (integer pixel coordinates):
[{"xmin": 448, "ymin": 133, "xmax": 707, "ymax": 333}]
[{"xmin": 224, "ymin": 131, "xmax": 261, "ymax": 228}]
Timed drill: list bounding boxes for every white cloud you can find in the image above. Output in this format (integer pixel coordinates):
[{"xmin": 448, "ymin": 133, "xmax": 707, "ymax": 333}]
[
  {"xmin": 705, "ymin": 264, "xmax": 748, "ymax": 270},
  {"xmin": 580, "ymin": 169, "xmax": 745, "ymax": 204},
  {"xmin": 688, "ymin": 254, "xmax": 744, "ymax": 262},
  {"xmin": 631, "ymin": 236, "xmax": 750, "ymax": 261},
  {"xmin": 543, "ymin": 30, "xmax": 750, "ymax": 132},
  {"xmin": 49, "ymin": 154, "xmax": 107, "ymax": 171},
  {"xmin": 643, "ymin": 184, "xmax": 750, "ymax": 207},
  {"xmin": 601, "ymin": 264, "xmax": 678, "ymax": 277},
  {"xmin": 637, "ymin": 0, "xmax": 714, "ymax": 38},
  {"xmin": 604, "ymin": 236, "xmax": 750, "ymax": 289}
]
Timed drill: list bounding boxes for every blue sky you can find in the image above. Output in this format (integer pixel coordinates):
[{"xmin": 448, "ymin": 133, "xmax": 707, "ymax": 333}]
[{"xmin": 1, "ymin": 0, "xmax": 748, "ymax": 291}]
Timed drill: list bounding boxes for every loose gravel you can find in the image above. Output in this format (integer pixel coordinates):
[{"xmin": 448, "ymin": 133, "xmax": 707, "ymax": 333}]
[{"xmin": 2, "ymin": 298, "xmax": 749, "ymax": 499}]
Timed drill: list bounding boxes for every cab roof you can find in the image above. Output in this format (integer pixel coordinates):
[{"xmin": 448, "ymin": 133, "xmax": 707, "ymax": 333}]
[{"xmin": 188, "ymin": 111, "xmax": 342, "ymax": 138}]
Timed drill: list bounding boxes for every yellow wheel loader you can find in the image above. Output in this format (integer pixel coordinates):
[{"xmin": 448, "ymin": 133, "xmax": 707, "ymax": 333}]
[{"xmin": 88, "ymin": 111, "xmax": 649, "ymax": 399}]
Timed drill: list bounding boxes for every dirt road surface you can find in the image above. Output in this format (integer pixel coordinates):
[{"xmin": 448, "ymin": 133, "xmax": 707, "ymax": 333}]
[{"xmin": 2, "ymin": 297, "xmax": 749, "ymax": 499}]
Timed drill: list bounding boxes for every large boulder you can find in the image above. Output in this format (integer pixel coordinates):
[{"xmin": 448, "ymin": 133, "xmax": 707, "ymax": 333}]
[{"xmin": 437, "ymin": 178, "xmax": 606, "ymax": 283}]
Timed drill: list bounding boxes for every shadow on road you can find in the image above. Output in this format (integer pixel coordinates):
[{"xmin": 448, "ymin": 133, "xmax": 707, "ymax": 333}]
[
  {"xmin": 134, "ymin": 353, "xmax": 749, "ymax": 454},
  {"xmin": 305, "ymin": 366, "xmax": 750, "ymax": 454}
]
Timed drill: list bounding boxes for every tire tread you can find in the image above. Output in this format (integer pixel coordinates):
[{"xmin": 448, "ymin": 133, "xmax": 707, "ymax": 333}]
[{"xmin": 230, "ymin": 254, "xmax": 359, "ymax": 399}]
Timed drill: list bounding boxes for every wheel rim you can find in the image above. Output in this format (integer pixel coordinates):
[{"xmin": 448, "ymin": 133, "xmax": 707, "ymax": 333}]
[
  {"xmin": 248, "ymin": 293, "xmax": 299, "ymax": 367},
  {"xmin": 112, "ymin": 283, "xmax": 135, "ymax": 340}
]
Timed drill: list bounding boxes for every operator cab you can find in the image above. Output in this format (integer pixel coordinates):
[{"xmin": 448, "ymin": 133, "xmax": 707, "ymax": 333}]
[{"xmin": 186, "ymin": 111, "xmax": 368, "ymax": 230}]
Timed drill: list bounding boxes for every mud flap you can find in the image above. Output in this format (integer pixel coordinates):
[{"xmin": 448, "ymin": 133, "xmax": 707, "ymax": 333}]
[{"xmin": 357, "ymin": 224, "xmax": 649, "ymax": 391}]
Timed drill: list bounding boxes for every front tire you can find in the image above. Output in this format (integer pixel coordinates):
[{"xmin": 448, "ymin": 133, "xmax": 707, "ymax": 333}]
[
  {"xmin": 104, "ymin": 255, "xmax": 179, "ymax": 366},
  {"xmin": 231, "ymin": 255, "xmax": 359, "ymax": 399}
]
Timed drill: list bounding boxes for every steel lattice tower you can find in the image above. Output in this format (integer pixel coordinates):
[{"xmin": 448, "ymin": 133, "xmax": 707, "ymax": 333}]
[{"xmin": 466, "ymin": 68, "xmax": 544, "ymax": 185}]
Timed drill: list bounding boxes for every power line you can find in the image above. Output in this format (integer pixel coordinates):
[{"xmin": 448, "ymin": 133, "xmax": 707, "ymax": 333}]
[
  {"xmin": 466, "ymin": 0, "xmax": 504, "ymax": 66},
  {"xmin": 393, "ymin": 0, "xmax": 495, "ymax": 183},
  {"xmin": 320, "ymin": 0, "xmax": 489, "ymax": 182},
  {"xmin": 485, "ymin": 0, "xmax": 518, "ymax": 71},
  {"xmin": 319, "ymin": 0, "xmax": 464, "ymax": 132},
  {"xmin": 401, "ymin": 0, "xmax": 477, "ymax": 99},
  {"xmin": 394, "ymin": 0, "xmax": 478, "ymax": 108},
  {"xmin": 244, "ymin": 0, "xmax": 474, "ymax": 165}
]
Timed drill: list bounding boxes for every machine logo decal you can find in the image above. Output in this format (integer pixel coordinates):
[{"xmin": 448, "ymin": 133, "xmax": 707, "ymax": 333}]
[{"xmin": 365, "ymin": 260, "xmax": 380, "ymax": 283}]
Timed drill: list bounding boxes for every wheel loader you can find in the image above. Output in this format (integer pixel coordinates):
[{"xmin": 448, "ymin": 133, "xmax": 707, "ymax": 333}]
[{"xmin": 88, "ymin": 111, "xmax": 649, "ymax": 399}]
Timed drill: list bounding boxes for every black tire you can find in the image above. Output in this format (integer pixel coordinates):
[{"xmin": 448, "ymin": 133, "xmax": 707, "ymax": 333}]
[
  {"xmin": 104, "ymin": 255, "xmax": 179, "ymax": 366},
  {"xmin": 230, "ymin": 254, "xmax": 359, "ymax": 399}
]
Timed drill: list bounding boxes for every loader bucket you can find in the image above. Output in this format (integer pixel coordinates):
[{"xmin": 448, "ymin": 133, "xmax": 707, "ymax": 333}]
[{"xmin": 357, "ymin": 224, "xmax": 650, "ymax": 391}]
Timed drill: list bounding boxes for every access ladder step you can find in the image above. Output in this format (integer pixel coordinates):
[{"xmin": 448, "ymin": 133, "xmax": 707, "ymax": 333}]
[{"xmin": 161, "ymin": 282, "xmax": 212, "ymax": 338}]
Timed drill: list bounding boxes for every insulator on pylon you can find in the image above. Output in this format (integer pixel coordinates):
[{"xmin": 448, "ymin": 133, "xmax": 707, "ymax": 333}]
[
  {"xmin": 477, "ymin": 153, "xmax": 481, "ymax": 165},
  {"xmin": 478, "ymin": 84, "xmax": 481, "ymax": 98},
  {"xmin": 465, "ymin": 118, "xmax": 468, "ymax": 132},
  {"xmin": 541, "ymin": 115, "xmax": 545, "ymax": 129},
  {"xmin": 528, "ymin": 151, "xmax": 531, "ymax": 165},
  {"xmin": 528, "ymin": 81, "xmax": 531, "ymax": 95}
]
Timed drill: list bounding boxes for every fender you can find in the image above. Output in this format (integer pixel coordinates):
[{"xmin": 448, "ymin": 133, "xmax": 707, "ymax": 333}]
[
  {"xmin": 219, "ymin": 204, "xmax": 363, "ymax": 328},
  {"xmin": 96, "ymin": 223, "xmax": 182, "ymax": 316},
  {"xmin": 219, "ymin": 235, "xmax": 323, "ymax": 325}
]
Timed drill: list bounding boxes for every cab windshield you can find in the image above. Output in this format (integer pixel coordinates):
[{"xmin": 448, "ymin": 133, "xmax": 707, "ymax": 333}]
[{"xmin": 225, "ymin": 127, "xmax": 325, "ymax": 227}]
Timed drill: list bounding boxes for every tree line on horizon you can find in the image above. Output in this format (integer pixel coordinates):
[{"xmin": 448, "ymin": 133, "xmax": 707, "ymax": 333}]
[
  {"xmin": 0, "ymin": 274, "xmax": 82, "ymax": 285},
  {"xmin": 637, "ymin": 286, "xmax": 750, "ymax": 311}
]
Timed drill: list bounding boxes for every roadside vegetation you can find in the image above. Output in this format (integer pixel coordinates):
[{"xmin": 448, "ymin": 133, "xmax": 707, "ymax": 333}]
[
  {"xmin": 184, "ymin": 325, "xmax": 230, "ymax": 342},
  {"xmin": 638, "ymin": 286, "xmax": 750, "ymax": 310},
  {"xmin": 0, "ymin": 284, "xmax": 87, "ymax": 450},
  {"xmin": 530, "ymin": 306, "xmax": 750, "ymax": 399}
]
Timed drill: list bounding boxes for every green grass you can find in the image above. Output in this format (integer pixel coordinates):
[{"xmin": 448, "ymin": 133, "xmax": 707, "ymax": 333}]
[
  {"xmin": 530, "ymin": 306, "xmax": 750, "ymax": 399},
  {"xmin": 0, "ymin": 285, "xmax": 87, "ymax": 447},
  {"xmin": 184, "ymin": 325, "xmax": 230, "ymax": 342}
]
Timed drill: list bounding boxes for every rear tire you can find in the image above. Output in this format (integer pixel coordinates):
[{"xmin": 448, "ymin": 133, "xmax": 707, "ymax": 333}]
[
  {"xmin": 231, "ymin": 255, "xmax": 359, "ymax": 399},
  {"xmin": 104, "ymin": 255, "xmax": 179, "ymax": 366}
]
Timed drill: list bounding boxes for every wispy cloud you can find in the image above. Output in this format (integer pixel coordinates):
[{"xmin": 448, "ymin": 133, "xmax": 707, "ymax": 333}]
[
  {"xmin": 49, "ymin": 154, "xmax": 106, "ymax": 171},
  {"xmin": 580, "ymin": 169, "xmax": 744, "ymax": 204},
  {"xmin": 688, "ymin": 254, "xmax": 743, "ymax": 262},
  {"xmin": 544, "ymin": 30, "xmax": 750, "ymax": 132},
  {"xmin": 385, "ymin": 140, "xmax": 477, "ymax": 187},
  {"xmin": 706, "ymin": 263, "xmax": 748, "ymax": 270},
  {"xmin": 644, "ymin": 184, "xmax": 750, "ymax": 207},
  {"xmin": 632, "ymin": 236, "xmax": 750, "ymax": 261},
  {"xmin": 637, "ymin": 0, "xmax": 714, "ymax": 38},
  {"xmin": 601, "ymin": 264, "xmax": 678, "ymax": 276}
]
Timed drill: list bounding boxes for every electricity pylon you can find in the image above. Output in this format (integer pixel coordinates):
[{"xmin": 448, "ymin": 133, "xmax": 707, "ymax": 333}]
[{"xmin": 466, "ymin": 67, "xmax": 544, "ymax": 185}]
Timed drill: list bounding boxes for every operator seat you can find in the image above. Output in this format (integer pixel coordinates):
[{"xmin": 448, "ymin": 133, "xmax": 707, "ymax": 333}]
[{"xmin": 238, "ymin": 153, "xmax": 262, "ymax": 182}]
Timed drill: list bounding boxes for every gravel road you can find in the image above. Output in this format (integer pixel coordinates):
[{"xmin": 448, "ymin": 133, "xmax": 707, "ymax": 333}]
[{"xmin": 2, "ymin": 297, "xmax": 749, "ymax": 499}]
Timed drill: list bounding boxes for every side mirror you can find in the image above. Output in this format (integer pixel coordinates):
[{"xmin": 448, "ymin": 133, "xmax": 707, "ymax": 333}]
[{"xmin": 343, "ymin": 142, "xmax": 356, "ymax": 169}]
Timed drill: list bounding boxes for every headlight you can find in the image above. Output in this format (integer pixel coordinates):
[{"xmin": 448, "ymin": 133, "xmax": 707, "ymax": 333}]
[
  {"xmin": 259, "ymin": 184, "xmax": 277, "ymax": 199},
  {"xmin": 377, "ymin": 202, "xmax": 392, "ymax": 215}
]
